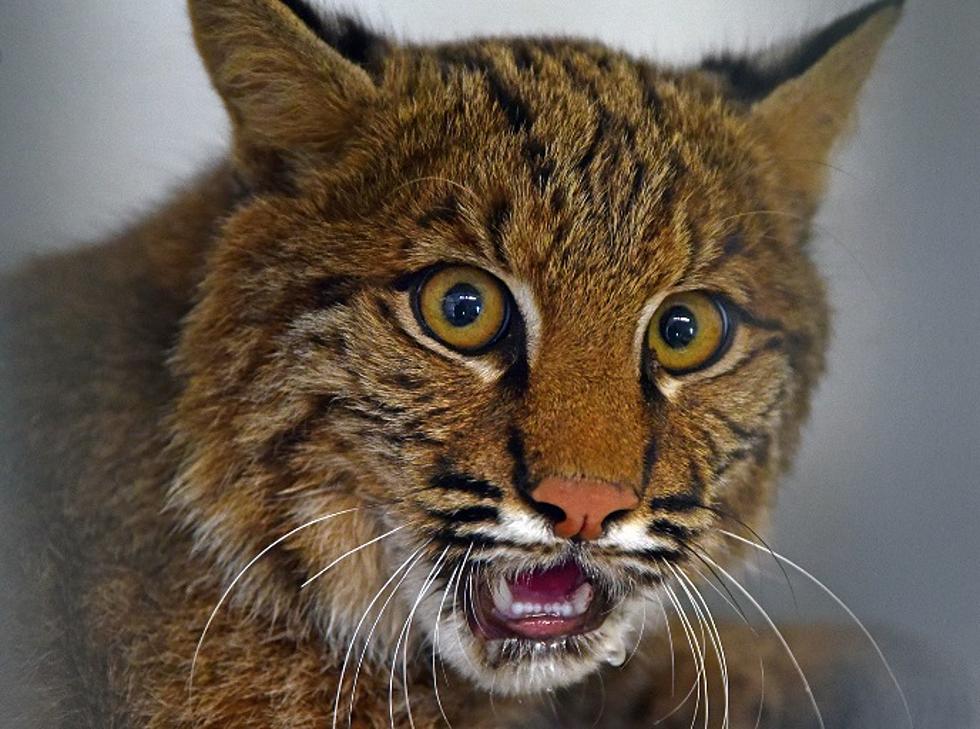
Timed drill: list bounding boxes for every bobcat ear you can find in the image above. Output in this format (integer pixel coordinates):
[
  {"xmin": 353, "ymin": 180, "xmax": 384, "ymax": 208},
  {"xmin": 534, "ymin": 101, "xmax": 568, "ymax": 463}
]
[
  {"xmin": 703, "ymin": 0, "xmax": 903, "ymax": 214},
  {"xmin": 188, "ymin": 0, "xmax": 388, "ymax": 188}
]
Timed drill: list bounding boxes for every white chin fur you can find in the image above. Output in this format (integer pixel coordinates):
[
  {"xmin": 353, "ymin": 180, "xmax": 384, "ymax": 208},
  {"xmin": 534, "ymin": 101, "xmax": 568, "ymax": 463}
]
[{"xmin": 420, "ymin": 591, "xmax": 651, "ymax": 695}]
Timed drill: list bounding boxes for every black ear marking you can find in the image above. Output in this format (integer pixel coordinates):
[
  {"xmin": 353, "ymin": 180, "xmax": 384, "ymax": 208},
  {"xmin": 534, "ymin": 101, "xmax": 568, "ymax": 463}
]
[
  {"xmin": 702, "ymin": 0, "xmax": 904, "ymax": 103},
  {"xmin": 277, "ymin": 0, "xmax": 388, "ymax": 75}
]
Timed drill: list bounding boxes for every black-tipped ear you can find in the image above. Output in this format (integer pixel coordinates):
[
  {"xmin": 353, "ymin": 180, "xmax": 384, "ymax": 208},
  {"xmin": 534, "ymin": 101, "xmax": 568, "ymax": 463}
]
[
  {"xmin": 277, "ymin": 1, "xmax": 389, "ymax": 76},
  {"xmin": 703, "ymin": 0, "xmax": 904, "ymax": 104},
  {"xmin": 189, "ymin": 0, "xmax": 389, "ymax": 188},
  {"xmin": 703, "ymin": 0, "xmax": 902, "ymax": 215}
]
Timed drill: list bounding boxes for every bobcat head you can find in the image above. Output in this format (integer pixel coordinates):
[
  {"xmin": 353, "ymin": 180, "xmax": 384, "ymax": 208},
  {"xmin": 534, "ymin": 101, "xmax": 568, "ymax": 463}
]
[{"xmin": 171, "ymin": 0, "xmax": 901, "ymax": 695}]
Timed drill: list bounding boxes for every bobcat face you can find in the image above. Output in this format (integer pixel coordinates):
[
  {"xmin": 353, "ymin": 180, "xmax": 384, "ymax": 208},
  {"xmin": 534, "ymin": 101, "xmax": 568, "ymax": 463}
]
[{"xmin": 173, "ymin": 0, "xmax": 897, "ymax": 696}]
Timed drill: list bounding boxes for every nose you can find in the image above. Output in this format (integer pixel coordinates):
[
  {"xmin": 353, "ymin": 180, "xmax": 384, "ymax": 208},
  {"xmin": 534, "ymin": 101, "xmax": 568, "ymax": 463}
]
[{"xmin": 530, "ymin": 476, "xmax": 640, "ymax": 541}]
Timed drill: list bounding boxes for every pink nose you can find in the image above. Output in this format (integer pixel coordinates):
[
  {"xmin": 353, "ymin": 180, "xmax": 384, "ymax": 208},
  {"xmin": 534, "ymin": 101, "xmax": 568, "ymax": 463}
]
[{"xmin": 530, "ymin": 477, "xmax": 639, "ymax": 541}]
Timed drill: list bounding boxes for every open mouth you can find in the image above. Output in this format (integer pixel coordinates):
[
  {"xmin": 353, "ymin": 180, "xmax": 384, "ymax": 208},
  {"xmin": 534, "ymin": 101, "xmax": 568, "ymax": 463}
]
[{"xmin": 469, "ymin": 559, "xmax": 611, "ymax": 642}]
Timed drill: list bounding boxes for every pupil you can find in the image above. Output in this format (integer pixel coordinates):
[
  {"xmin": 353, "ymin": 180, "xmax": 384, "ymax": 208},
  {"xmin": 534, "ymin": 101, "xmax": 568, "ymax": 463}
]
[
  {"xmin": 660, "ymin": 306, "xmax": 698, "ymax": 349},
  {"xmin": 442, "ymin": 283, "xmax": 483, "ymax": 327}
]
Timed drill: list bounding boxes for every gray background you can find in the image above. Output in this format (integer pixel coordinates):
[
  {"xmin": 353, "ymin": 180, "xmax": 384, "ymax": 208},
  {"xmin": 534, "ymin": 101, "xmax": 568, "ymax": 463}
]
[{"xmin": 2, "ymin": 0, "xmax": 978, "ymax": 694}]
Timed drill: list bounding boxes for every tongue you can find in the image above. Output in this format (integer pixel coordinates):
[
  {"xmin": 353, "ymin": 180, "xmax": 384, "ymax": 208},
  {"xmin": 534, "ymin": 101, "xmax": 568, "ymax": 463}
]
[{"xmin": 509, "ymin": 560, "xmax": 586, "ymax": 603}]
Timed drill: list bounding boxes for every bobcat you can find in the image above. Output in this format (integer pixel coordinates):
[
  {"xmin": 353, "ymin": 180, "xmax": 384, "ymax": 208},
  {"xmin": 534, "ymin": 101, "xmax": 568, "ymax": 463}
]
[{"xmin": 1, "ymin": 0, "xmax": 972, "ymax": 726}]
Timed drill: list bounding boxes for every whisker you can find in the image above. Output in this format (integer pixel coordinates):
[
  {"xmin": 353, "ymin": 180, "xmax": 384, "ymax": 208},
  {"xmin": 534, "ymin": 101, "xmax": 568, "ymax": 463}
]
[
  {"xmin": 685, "ymin": 559, "xmax": 753, "ymax": 630},
  {"xmin": 301, "ymin": 524, "xmax": 405, "ymax": 589},
  {"xmin": 668, "ymin": 566, "xmax": 713, "ymax": 729},
  {"xmin": 432, "ymin": 557, "xmax": 466, "ymax": 728},
  {"xmin": 655, "ymin": 593, "xmax": 676, "ymax": 695},
  {"xmin": 402, "ymin": 547, "xmax": 451, "ymax": 729},
  {"xmin": 622, "ymin": 590, "xmax": 647, "ymax": 668},
  {"xmin": 718, "ymin": 529, "xmax": 914, "ymax": 728},
  {"xmin": 699, "ymin": 552, "xmax": 826, "ymax": 729},
  {"xmin": 347, "ymin": 546, "xmax": 430, "ymax": 728},
  {"xmin": 683, "ymin": 543, "xmax": 751, "ymax": 624},
  {"xmin": 451, "ymin": 545, "xmax": 480, "ymax": 677},
  {"xmin": 331, "ymin": 543, "xmax": 427, "ymax": 729},
  {"xmin": 753, "ymin": 657, "xmax": 766, "ymax": 729},
  {"xmin": 699, "ymin": 505, "xmax": 799, "ymax": 611},
  {"xmin": 188, "ymin": 507, "xmax": 359, "ymax": 695},
  {"xmin": 655, "ymin": 580, "xmax": 705, "ymax": 726},
  {"xmin": 673, "ymin": 564, "xmax": 731, "ymax": 729}
]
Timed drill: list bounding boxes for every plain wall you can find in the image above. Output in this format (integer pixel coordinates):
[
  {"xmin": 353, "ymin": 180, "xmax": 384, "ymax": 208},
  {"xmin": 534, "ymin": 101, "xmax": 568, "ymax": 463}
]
[{"xmin": 2, "ymin": 0, "xmax": 978, "ymax": 689}]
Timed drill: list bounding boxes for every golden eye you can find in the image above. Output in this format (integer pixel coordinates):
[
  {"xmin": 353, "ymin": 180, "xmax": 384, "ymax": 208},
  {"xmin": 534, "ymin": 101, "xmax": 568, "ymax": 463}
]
[
  {"xmin": 647, "ymin": 292, "xmax": 731, "ymax": 374},
  {"xmin": 413, "ymin": 266, "xmax": 511, "ymax": 353}
]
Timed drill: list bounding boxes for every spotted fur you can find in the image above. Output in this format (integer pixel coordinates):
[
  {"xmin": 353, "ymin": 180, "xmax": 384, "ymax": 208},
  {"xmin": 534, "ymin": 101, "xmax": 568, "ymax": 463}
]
[{"xmin": 2, "ymin": 2, "xmax": 950, "ymax": 727}]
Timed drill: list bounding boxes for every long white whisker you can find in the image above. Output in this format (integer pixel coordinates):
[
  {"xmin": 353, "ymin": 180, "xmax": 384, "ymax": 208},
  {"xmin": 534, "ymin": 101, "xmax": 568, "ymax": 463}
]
[
  {"xmin": 331, "ymin": 544, "xmax": 426, "ymax": 729},
  {"xmin": 301, "ymin": 524, "xmax": 404, "ymax": 589},
  {"xmin": 402, "ymin": 547, "xmax": 450, "ymax": 729},
  {"xmin": 672, "ymin": 564, "xmax": 731, "ymax": 729},
  {"xmin": 754, "ymin": 657, "xmax": 766, "ymax": 729},
  {"xmin": 348, "ymin": 546, "xmax": 430, "ymax": 728},
  {"xmin": 451, "ymin": 545, "xmax": 480, "ymax": 677},
  {"xmin": 432, "ymin": 557, "xmax": 466, "ymax": 728},
  {"xmin": 718, "ymin": 529, "xmax": 914, "ymax": 728},
  {"xmin": 699, "ymin": 551, "xmax": 826, "ymax": 729},
  {"xmin": 623, "ymin": 591, "xmax": 647, "ymax": 668},
  {"xmin": 668, "ymin": 567, "xmax": 712, "ymax": 729},
  {"xmin": 188, "ymin": 507, "xmax": 359, "ymax": 694},
  {"xmin": 655, "ymin": 593, "xmax": 677, "ymax": 695},
  {"xmin": 655, "ymin": 580, "xmax": 704, "ymax": 726},
  {"xmin": 686, "ymin": 561, "xmax": 754, "ymax": 631}
]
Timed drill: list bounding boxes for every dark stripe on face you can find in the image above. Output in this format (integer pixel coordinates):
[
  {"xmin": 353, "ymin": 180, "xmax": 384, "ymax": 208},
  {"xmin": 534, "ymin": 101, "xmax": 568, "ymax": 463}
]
[
  {"xmin": 506, "ymin": 427, "xmax": 532, "ymax": 494},
  {"xmin": 625, "ymin": 160, "xmax": 647, "ymax": 213},
  {"xmin": 426, "ymin": 505, "xmax": 500, "ymax": 524},
  {"xmin": 481, "ymin": 63, "xmax": 533, "ymax": 133},
  {"xmin": 429, "ymin": 471, "xmax": 504, "ymax": 501},
  {"xmin": 576, "ymin": 107, "xmax": 610, "ymax": 173},
  {"xmin": 431, "ymin": 529, "xmax": 517, "ymax": 549},
  {"xmin": 374, "ymin": 297, "xmax": 445, "ymax": 358},
  {"xmin": 259, "ymin": 394, "xmax": 336, "ymax": 466},
  {"xmin": 447, "ymin": 52, "xmax": 555, "ymax": 193},
  {"xmin": 649, "ymin": 492, "xmax": 702, "ymax": 513},
  {"xmin": 649, "ymin": 519, "xmax": 694, "ymax": 541},
  {"xmin": 641, "ymin": 435, "xmax": 659, "ymax": 487},
  {"xmin": 511, "ymin": 42, "xmax": 537, "ymax": 73},
  {"xmin": 499, "ymin": 347, "xmax": 530, "ymax": 395},
  {"xmin": 639, "ymin": 547, "xmax": 684, "ymax": 563},
  {"xmin": 525, "ymin": 138, "xmax": 555, "ymax": 191},
  {"xmin": 709, "ymin": 409, "xmax": 755, "ymax": 441},
  {"xmin": 486, "ymin": 196, "xmax": 512, "ymax": 265},
  {"xmin": 706, "ymin": 335, "xmax": 790, "ymax": 386}
]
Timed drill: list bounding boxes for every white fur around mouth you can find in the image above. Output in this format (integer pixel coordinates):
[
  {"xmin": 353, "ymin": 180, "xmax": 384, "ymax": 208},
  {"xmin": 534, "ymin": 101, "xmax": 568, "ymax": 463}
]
[{"xmin": 491, "ymin": 576, "xmax": 593, "ymax": 619}]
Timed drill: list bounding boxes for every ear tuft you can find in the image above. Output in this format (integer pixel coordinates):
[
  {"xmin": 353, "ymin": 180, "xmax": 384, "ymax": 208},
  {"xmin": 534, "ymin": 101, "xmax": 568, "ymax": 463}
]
[
  {"xmin": 704, "ymin": 0, "xmax": 903, "ymax": 215},
  {"xmin": 703, "ymin": 0, "xmax": 904, "ymax": 104},
  {"xmin": 278, "ymin": 2, "xmax": 388, "ymax": 75}
]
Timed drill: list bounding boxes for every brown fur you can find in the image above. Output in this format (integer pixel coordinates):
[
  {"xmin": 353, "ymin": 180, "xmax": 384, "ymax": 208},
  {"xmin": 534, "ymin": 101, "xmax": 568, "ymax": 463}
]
[{"xmin": 3, "ymin": 1, "xmax": 949, "ymax": 727}]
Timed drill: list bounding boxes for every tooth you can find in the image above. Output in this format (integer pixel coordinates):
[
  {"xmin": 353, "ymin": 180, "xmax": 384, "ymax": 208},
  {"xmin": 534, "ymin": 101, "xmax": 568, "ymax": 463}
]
[
  {"xmin": 492, "ymin": 576, "xmax": 513, "ymax": 614},
  {"xmin": 571, "ymin": 584, "xmax": 593, "ymax": 616},
  {"xmin": 560, "ymin": 604, "xmax": 573, "ymax": 617}
]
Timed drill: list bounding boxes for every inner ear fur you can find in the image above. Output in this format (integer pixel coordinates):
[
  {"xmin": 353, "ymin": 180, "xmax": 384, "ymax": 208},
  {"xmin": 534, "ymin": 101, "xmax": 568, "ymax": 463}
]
[
  {"xmin": 704, "ymin": 0, "xmax": 904, "ymax": 215},
  {"xmin": 188, "ymin": 0, "xmax": 389, "ymax": 188}
]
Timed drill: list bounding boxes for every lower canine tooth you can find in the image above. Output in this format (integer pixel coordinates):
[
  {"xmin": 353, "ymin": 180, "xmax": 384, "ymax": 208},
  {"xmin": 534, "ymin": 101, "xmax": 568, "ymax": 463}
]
[
  {"xmin": 571, "ymin": 583, "xmax": 593, "ymax": 615},
  {"xmin": 492, "ymin": 577, "xmax": 513, "ymax": 613}
]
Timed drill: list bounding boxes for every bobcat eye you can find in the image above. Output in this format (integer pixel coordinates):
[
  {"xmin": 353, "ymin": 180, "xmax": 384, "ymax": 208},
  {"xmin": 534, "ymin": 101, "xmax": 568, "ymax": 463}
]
[
  {"xmin": 647, "ymin": 292, "xmax": 731, "ymax": 374},
  {"xmin": 413, "ymin": 266, "xmax": 511, "ymax": 353}
]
